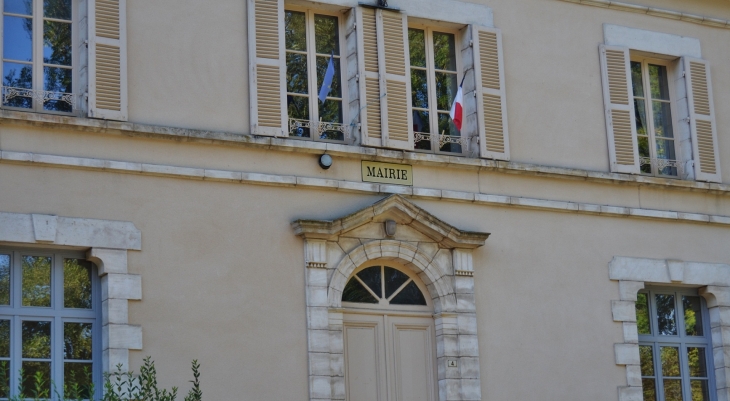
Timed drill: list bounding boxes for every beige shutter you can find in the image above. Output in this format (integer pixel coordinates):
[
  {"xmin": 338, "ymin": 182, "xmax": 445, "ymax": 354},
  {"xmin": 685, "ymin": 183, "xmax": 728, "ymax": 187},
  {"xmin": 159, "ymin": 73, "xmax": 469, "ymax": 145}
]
[
  {"xmin": 599, "ymin": 45, "xmax": 640, "ymax": 174},
  {"xmin": 248, "ymin": 0, "xmax": 286, "ymax": 137},
  {"xmin": 376, "ymin": 10, "xmax": 412, "ymax": 150},
  {"xmin": 355, "ymin": 7, "xmax": 382, "ymax": 147},
  {"xmin": 472, "ymin": 26, "xmax": 509, "ymax": 161},
  {"xmin": 88, "ymin": 0, "xmax": 127, "ymax": 121},
  {"xmin": 683, "ymin": 58, "xmax": 721, "ymax": 183}
]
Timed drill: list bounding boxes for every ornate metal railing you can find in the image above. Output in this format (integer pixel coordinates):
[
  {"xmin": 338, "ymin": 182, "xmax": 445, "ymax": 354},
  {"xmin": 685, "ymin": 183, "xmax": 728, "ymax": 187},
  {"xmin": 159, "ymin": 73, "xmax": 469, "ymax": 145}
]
[
  {"xmin": 1, "ymin": 86, "xmax": 77, "ymax": 109},
  {"xmin": 288, "ymin": 118, "xmax": 350, "ymax": 140},
  {"xmin": 640, "ymin": 157, "xmax": 686, "ymax": 176},
  {"xmin": 414, "ymin": 131, "xmax": 468, "ymax": 150}
]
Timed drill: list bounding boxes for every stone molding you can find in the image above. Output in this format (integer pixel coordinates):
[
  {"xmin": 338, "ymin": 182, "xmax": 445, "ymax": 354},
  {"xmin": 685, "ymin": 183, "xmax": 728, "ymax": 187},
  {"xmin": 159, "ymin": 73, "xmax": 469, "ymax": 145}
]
[
  {"xmin": 4, "ymin": 150, "xmax": 730, "ymax": 227},
  {"xmin": 3, "ymin": 112, "xmax": 730, "ymax": 195},
  {"xmin": 560, "ymin": 0, "xmax": 730, "ymax": 29},
  {"xmin": 296, "ymin": 196, "xmax": 488, "ymax": 401},
  {"xmin": 609, "ymin": 257, "xmax": 730, "ymax": 401},
  {"xmin": 0, "ymin": 212, "xmax": 142, "ymax": 373}
]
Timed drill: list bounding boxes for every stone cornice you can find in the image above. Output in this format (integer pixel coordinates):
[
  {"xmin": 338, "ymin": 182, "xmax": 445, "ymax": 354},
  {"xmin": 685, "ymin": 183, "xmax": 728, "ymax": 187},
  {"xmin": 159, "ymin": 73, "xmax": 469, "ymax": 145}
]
[
  {"xmin": 1, "ymin": 110, "xmax": 729, "ymax": 194},
  {"xmin": 559, "ymin": 0, "xmax": 730, "ymax": 29}
]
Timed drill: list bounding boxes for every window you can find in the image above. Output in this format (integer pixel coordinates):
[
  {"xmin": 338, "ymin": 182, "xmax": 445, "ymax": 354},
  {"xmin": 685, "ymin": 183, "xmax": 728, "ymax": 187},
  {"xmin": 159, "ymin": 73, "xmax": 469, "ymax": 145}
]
[
  {"xmin": 342, "ymin": 265, "xmax": 428, "ymax": 307},
  {"xmin": 2, "ymin": 0, "xmax": 77, "ymax": 113},
  {"xmin": 0, "ymin": 249, "xmax": 99, "ymax": 399},
  {"xmin": 408, "ymin": 27, "xmax": 464, "ymax": 154},
  {"xmin": 285, "ymin": 8, "xmax": 347, "ymax": 142},
  {"xmin": 630, "ymin": 59, "xmax": 678, "ymax": 177},
  {"xmin": 636, "ymin": 288, "xmax": 714, "ymax": 401}
]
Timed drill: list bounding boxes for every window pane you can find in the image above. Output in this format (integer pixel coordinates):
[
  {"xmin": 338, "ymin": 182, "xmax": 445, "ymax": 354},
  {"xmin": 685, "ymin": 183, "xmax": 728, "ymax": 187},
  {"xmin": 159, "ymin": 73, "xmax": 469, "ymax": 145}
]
[
  {"xmin": 634, "ymin": 99, "xmax": 647, "ymax": 136},
  {"xmin": 319, "ymin": 100, "xmax": 344, "ymax": 141},
  {"xmin": 636, "ymin": 293, "xmax": 651, "ymax": 334},
  {"xmin": 687, "ymin": 347, "xmax": 707, "ymax": 378},
  {"xmin": 3, "ymin": 15, "xmax": 33, "ymax": 62},
  {"xmin": 411, "ymin": 69, "xmax": 429, "ymax": 109},
  {"xmin": 22, "ymin": 256, "xmax": 51, "ymax": 307},
  {"xmin": 683, "ymin": 297, "xmax": 703, "ymax": 336},
  {"xmin": 342, "ymin": 278, "xmax": 378, "ymax": 304},
  {"xmin": 637, "ymin": 136, "xmax": 652, "ymax": 174},
  {"xmin": 0, "ymin": 321, "xmax": 9, "ymax": 358},
  {"xmin": 630, "ymin": 61, "xmax": 644, "ymax": 98},
  {"xmin": 438, "ymin": 113, "xmax": 462, "ymax": 153},
  {"xmin": 64, "ymin": 259, "xmax": 92, "ymax": 309},
  {"xmin": 435, "ymin": 72, "xmax": 457, "ymax": 111},
  {"xmin": 287, "ymin": 96, "xmax": 310, "ymax": 137},
  {"xmin": 663, "ymin": 379, "xmax": 684, "ymax": 401},
  {"xmin": 286, "ymin": 53, "xmax": 308, "ymax": 94},
  {"xmin": 413, "ymin": 110, "xmax": 430, "ymax": 134},
  {"xmin": 43, "ymin": 20, "xmax": 72, "ymax": 66},
  {"xmin": 284, "ymin": 11, "xmax": 306, "ymax": 51},
  {"xmin": 0, "ymin": 255, "xmax": 9, "ymax": 305},
  {"xmin": 655, "ymin": 139, "xmax": 676, "ymax": 162},
  {"xmin": 5, "ymin": 0, "xmax": 33, "ymax": 15},
  {"xmin": 22, "ymin": 361, "xmax": 51, "ymax": 397},
  {"xmin": 640, "ymin": 345, "xmax": 654, "ymax": 376},
  {"xmin": 690, "ymin": 380, "xmax": 709, "ymax": 401},
  {"xmin": 652, "ymin": 101, "xmax": 674, "ymax": 139},
  {"xmin": 314, "ymin": 14, "xmax": 339, "ymax": 55},
  {"xmin": 0, "ymin": 360, "xmax": 8, "ymax": 399},
  {"xmin": 22, "ymin": 320, "xmax": 51, "ymax": 358},
  {"xmin": 656, "ymin": 294, "xmax": 677, "ymax": 335},
  {"xmin": 432, "ymin": 32, "xmax": 456, "ymax": 71},
  {"xmin": 642, "ymin": 378, "xmax": 657, "ymax": 401},
  {"xmin": 2, "ymin": 62, "xmax": 33, "ymax": 108},
  {"xmin": 408, "ymin": 28, "xmax": 426, "ymax": 68},
  {"xmin": 356, "ymin": 267, "xmax": 381, "ymax": 298},
  {"xmin": 390, "ymin": 281, "xmax": 427, "ymax": 305},
  {"xmin": 649, "ymin": 64, "xmax": 670, "ymax": 101},
  {"xmin": 384, "ymin": 267, "xmax": 409, "ymax": 299},
  {"xmin": 64, "ymin": 323, "xmax": 92, "ymax": 360},
  {"xmin": 44, "ymin": 0, "xmax": 71, "ymax": 20},
  {"xmin": 64, "ymin": 362, "xmax": 93, "ymax": 399},
  {"xmin": 661, "ymin": 346, "xmax": 681, "ymax": 377},
  {"xmin": 43, "ymin": 66, "xmax": 73, "ymax": 112},
  {"xmin": 316, "ymin": 56, "xmax": 340, "ymax": 97}
]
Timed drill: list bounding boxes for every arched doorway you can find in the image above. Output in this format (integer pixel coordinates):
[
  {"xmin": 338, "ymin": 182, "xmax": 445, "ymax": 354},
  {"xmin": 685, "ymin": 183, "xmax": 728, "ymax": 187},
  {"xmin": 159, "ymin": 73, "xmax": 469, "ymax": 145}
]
[{"xmin": 341, "ymin": 262, "xmax": 437, "ymax": 401}]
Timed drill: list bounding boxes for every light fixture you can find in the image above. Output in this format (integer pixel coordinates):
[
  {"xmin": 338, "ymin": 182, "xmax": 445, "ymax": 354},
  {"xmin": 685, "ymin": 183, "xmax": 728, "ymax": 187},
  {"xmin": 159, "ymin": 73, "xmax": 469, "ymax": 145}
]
[{"xmin": 319, "ymin": 154, "xmax": 333, "ymax": 170}]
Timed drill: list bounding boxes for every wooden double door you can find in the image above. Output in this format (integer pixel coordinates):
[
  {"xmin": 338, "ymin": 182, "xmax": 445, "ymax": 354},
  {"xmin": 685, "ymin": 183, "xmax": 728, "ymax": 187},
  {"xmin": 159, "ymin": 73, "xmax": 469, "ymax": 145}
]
[{"xmin": 343, "ymin": 313, "xmax": 437, "ymax": 401}]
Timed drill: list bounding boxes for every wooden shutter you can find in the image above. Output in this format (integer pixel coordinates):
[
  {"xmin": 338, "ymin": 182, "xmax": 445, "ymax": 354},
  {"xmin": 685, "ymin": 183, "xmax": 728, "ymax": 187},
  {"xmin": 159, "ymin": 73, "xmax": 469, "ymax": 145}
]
[
  {"xmin": 472, "ymin": 26, "xmax": 509, "ymax": 161},
  {"xmin": 355, "ymin": 7, "xmax": 382, "ymax": 147},
  {"xmin": 376, "ymin": 10, "xmax": 412, "ymax": 150},
  {"xmin": 88, "ymin": 0, "xmax": 127, "ymax": 121},
  {"xmin": 248, "ymin": 0, "xmax": 286, "ymax": 137},
  {"xmin": 683, "ymin": 58, "xmax": 721, "ymax": 183},
  {"xmin": 599, "ymin": 45, "xmax": 640, "ymax": 174}
]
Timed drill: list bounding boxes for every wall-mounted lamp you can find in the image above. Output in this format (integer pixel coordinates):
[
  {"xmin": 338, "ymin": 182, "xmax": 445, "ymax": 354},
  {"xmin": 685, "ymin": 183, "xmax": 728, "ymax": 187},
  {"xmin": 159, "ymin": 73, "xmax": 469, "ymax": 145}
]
[{"xmin": 319, "ymin": 154, "xmax": 333, "ymax": 170}]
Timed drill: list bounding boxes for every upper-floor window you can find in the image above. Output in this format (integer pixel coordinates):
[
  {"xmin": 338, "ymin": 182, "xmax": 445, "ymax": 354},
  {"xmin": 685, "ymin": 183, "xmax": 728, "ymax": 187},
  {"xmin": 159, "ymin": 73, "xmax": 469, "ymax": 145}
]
[
  {"xmin": 285, "ymin": 8, "xmax": 347, "ymax": 142},
  {"xmin": 408, "ymin": 27, "xmax": 463, "ymax": 155},
  {"xmin": 631, "ymin": 58, "xmax": 678, "ymax": 177},
  {"xmin": 2, "ymin": 0, "xmax": 76, "ymax": 114}
]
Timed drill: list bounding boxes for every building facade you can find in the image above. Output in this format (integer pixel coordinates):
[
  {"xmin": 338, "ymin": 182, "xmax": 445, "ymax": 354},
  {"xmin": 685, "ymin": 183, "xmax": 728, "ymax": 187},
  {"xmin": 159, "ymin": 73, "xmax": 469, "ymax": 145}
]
[{"xmin": 1, "ymin": 0, "xmax": 730, "ymax": 400}]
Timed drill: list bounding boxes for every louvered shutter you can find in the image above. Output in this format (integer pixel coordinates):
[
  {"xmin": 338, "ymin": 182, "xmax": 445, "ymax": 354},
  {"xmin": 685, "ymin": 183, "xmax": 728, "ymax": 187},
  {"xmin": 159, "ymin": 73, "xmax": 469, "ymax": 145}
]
[
  {"xmin": 376, "ymin": 10, "xmax": 412, "ymax": 150},
  {"xmin": 472, "ymin": 26, "xmax": 509, "ymax": 161},
  {"xmin": 683, "ymin": 58, "xmax": 721, "ymax": 183},
  {"xmin": 355, "ymin": 7, "xmax": 382, "ymax": 147},
  {"xmin": 599, "ymin": 45, "xmax": 640, "ymax": 174},
  {"xmin": 248, "ymin": 0, "xmax": 286, "ymax": 137},
  {"xmin": 88, "ymin": 0, "xmax": 127, "ymax": 121}
]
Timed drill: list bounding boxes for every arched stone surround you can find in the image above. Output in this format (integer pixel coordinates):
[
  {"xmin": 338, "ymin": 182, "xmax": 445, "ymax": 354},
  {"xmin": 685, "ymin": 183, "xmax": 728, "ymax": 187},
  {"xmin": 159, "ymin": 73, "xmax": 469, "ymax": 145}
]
[{"xmin": 293, "ymin": 195, "xmax": 490, "ymax": 401}]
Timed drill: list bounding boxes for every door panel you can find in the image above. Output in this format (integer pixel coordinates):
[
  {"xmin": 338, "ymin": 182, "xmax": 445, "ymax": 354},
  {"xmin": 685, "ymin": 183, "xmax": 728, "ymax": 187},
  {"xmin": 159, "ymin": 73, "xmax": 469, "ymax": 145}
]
[
  {"xmin": 389, "ymin": 316, "xmax": 437, "ymax": 401},
  {"xmin": 344, "ymin": 315, "xmax": 387, "ymax": 401}
]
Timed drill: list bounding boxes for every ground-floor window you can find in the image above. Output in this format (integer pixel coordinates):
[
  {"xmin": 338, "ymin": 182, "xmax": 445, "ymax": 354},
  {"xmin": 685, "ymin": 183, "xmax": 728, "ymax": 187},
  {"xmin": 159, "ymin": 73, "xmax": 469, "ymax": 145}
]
[{"xmin": 637, "ymin": 287, "xmax": 714, "ymax": 401}]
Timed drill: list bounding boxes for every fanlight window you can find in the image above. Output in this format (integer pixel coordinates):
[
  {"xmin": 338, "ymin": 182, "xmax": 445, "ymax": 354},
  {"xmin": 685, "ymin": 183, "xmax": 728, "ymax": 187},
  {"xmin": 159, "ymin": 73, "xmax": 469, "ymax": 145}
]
[{"xmin": 342, "ymin": 265, "xmax": 427, "ymax": 306}]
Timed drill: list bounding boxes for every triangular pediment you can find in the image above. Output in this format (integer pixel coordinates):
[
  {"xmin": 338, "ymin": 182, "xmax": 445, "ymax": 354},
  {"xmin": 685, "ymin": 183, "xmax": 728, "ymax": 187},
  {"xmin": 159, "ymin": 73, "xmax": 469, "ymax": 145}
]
[{"xmin": 292, "ymin": 195, "xmax": 489, "ymax": 248}]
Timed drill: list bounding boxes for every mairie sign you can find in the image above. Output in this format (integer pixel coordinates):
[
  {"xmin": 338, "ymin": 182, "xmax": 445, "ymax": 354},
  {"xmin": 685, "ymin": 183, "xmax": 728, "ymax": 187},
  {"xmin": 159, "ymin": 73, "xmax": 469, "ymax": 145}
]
[{"xmin": 361, "ymin": 161, "xmax": 413, "ymax": 186}]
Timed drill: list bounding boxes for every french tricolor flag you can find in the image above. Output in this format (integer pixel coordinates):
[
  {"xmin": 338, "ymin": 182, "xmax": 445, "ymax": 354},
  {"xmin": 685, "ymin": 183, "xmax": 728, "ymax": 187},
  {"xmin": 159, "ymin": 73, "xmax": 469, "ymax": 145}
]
[{"xmin": 449, "ymin": 84, "xmax": 463, "ymax": 131}]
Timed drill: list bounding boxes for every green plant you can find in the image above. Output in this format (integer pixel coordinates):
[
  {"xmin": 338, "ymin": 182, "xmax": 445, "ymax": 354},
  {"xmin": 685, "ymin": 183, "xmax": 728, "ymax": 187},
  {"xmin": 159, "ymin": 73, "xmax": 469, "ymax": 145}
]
[{"xmin": 183, "ymin": 360, "xmax": 201, "ymax": 401}]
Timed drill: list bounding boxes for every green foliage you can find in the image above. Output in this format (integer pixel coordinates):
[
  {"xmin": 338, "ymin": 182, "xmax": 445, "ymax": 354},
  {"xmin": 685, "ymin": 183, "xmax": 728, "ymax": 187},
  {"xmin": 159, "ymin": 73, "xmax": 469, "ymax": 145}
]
[{"xmin": 0, "ymin": 357, "xmax": 201, "ymax": 401}]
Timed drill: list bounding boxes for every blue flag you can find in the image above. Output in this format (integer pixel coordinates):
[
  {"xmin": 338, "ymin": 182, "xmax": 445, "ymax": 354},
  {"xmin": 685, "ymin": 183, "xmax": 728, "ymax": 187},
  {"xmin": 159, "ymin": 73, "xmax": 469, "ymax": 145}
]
[{"xmin": 318, "ymin": 52, "xmax": 335, "ymax": 103}]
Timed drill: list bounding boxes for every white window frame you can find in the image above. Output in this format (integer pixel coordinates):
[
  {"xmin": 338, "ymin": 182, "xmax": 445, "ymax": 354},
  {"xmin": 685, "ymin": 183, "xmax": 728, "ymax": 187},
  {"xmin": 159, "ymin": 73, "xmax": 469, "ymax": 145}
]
[
  {"xmin": 408, "ymin": 23, "xmax": 464, "ymax": 155},
  {"xmin": 284, "ymin": 5, "xmax": 349, "ymax": 143},
  {"xmin": 0, "ymin": 248, "xmax": 102, "ymax": 399},
  {"xmin": 341, "ymin": 262, "xmax": 433, "ymax": 313},
  {"xmin": 1, "ymin": 0, "xmax": 81, "ymax": 115},
  {"xmin": 630, "ymin": 56, "xmax": 682, "ymax": 178}
]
